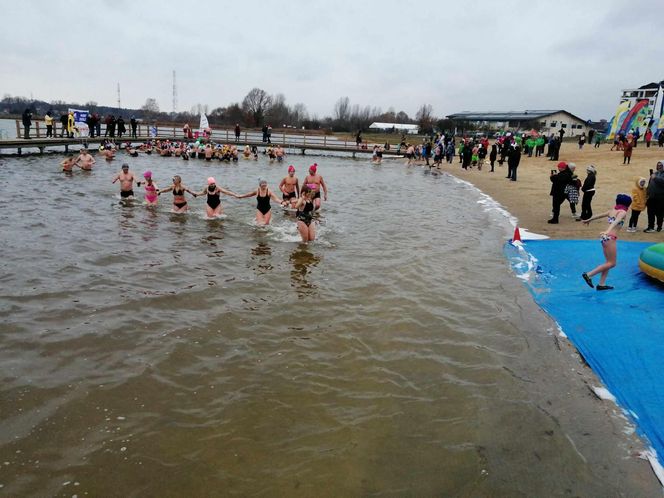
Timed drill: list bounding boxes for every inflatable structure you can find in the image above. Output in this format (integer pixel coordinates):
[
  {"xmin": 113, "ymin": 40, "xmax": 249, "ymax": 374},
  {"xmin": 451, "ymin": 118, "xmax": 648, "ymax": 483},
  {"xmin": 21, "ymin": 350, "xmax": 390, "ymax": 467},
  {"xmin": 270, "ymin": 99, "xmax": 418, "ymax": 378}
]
[
  {"xmin": 639, "ymin": 243, "xmax": 664, "ymax": 283},
  {"xmin": 606, "ymin": 81, "xmax": 664, "ymax": 140}
]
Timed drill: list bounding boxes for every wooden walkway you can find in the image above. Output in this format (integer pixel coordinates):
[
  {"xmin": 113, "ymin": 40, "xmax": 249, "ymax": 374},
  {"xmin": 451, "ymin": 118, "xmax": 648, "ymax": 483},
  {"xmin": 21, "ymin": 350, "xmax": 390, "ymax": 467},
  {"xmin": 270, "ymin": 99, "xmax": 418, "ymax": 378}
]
[{"xmin": 1, "ymin": 120, "xmax": 403, "ymax": 157}]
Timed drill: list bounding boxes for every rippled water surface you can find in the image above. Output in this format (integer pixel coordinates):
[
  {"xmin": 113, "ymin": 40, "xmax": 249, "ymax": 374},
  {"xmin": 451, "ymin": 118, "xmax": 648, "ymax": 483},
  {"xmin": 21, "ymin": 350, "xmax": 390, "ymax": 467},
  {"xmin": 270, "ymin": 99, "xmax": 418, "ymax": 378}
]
[{"xmin": 0, "ymin": 153, "xmax": 629, "ymax": 496}]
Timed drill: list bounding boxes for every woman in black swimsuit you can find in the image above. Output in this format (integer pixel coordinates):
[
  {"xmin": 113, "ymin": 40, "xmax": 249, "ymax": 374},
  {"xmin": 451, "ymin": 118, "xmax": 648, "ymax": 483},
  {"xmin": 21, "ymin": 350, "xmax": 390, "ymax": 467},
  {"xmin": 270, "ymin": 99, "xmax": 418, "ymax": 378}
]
[
  {"xmin": 158, "ymin": 175, "xmax": 197, "ymax": 213},
  {"xmin": 236, "ymin": 178, "xmax": 287, "ymax": 225},
  {"xmin": 294, "ymin": 185, "xmax": 316, "ymax": 242},
  {"xmin": 194, "ymin": 177, "xmax": 237, "ymax": 218}
]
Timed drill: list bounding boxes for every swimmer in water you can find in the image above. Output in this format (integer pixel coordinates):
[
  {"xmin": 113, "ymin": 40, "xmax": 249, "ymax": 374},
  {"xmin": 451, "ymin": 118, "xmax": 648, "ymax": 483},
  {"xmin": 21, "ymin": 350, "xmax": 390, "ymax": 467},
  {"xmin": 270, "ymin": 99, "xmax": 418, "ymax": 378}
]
[
  {"xmin": 158, "ymin": 175, "xmax": 198, "ymax": 213},
  {"xmin": 294, "ymin": 185, "xmax": 316, "ymax": 242},
  {"xmin": 581, "ymin": 193, "xmax": 632, "ymax": 291},
  {"xmin": 243, "ymin": 145, "xmax": 251, "ymax": 159},
  {"xmin": 236, "ymin": 178, "xmax": 287, "ymax": 225},
  {"xmin": 112, "ymin": 163, "xmax": 136, "ymax": 200},
  {"xmin": 60, "ymin": 154, "xmax": 80, "ymax": 172},
  {"xmin": 137, "ymin": 170, "xmax": 158, "ymax": 206},
  {"xmin": 279, "ymin": 165, "xmax": 300, "ymax": 208},
  {"xmin": 302, "ymin": 163, "xmax": 328, "ymax": 210},
  {"xmin": 194, "ymin": 177, "xmax": 237, "ymax": 218},
  {"xmin": 77, "ymin": 148, "xmax": 96, "ymax": 170}
]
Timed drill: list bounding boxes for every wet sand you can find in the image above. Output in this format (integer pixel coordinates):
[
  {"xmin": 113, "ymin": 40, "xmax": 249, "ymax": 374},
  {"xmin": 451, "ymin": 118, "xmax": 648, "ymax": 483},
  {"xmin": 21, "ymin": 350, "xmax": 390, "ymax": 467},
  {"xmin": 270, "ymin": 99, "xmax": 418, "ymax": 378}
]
[{"xmin": 438, "ymin": 141, "xmax": 664, "ymax": 242}]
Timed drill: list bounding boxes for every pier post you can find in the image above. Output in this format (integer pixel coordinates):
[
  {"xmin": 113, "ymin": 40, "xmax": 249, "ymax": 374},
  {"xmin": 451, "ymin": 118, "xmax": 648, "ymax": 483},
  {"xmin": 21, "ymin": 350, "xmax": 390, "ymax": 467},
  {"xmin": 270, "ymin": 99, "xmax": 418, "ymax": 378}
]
[
  {"xmin": 300, "ymin": 148, "xmax": 306, "ymax": 155},
  {"xmin": 39, "ymin": 146, "xmax": 45, "ymax": 154},
  {"xmin": 17, "ymin": 147, "xmax": 22, "ymax": 155},
  {"xmin": 64, "ymin": 144, "xmax": 69, "ymax": 153},
  {"xmin": 36, "ymin": 122, "xmax": 41, "ymax": 138},
  {"xmin": 15, "ymin": 120, "xmax": 20, "ymax": 139}
]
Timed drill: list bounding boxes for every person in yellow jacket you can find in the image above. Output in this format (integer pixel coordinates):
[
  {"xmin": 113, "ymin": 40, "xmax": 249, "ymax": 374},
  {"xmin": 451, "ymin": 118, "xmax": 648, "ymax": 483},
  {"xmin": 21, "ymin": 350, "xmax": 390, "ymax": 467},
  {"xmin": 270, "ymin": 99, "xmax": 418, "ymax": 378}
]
[
  {"xmin": 67, "ymin": 111, "xmax": 75, "ymax": 138},
  {"xmin": 627, "ymin": 177, "xmax": 647, "ymax": 232},
  {"xmin": 44, "ymin": 109, "xmax": 54, "ymax": 137}
]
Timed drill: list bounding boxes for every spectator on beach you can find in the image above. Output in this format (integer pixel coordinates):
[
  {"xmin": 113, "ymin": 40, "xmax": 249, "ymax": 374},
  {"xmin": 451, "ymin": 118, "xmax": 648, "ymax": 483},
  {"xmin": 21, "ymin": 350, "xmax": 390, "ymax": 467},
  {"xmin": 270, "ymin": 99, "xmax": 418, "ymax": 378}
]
[
  {"xmin": 489, "ymin": 143, "xmax": 497, "ymax": 172},
  {"xmin": 564, "ymin": 163, "xmax": 581, "ymax": 219},
  {"xmin": 594, "ymin": 132, "xmax": 602, "ymax": 148},
  {"xmin": 507, "ymin": 143, "xmax": 521, "ymax": 181},
  {"xmin": 45, "ymin": 109, "xmax": 54, "ymax": 138},
  {"xmin": 581, "ymin": 194, "xmax": 632, "ymax": 291},
  {"xmin": 627, "ymin": 177, "xmax": 648, "ymax": 232},
  {"xmin": 558, "ymin": 127, "xmax": 565, "ymax": 141},
  {"xmin": 535, "ymin": 135, "xmax": 545, "ymax": 157},
  {"xmin": 579, "ymin": 165, "xmax": 596, "ymax": 221},
  {"xmin": 588, "ymin": 129, "xmax": 595, "ymax": 144},
  {"xmin": 645, "ymin": 128, "xmax": 653, "ymax": 148},
  {"xmin": 633, "ymin": 128, "xmax": 640, "ymax": 147},
  {"xmin": 578, "ymin": 132, "xmax": 586, "ymax": 149},
  {"xmin": 130, "ymin": 116, "xmax": 138, "ymax": 138},
  {"xmin": 445, "ymin": 141, "xmax": 455, "ymax": 163},
  {"xmin": 658, "ymin": 132, "xmax": 664, "ymax": 148},
  {"xmin": 548, "ymin": 161, "xmax": 572, "ymax": 224},
  {"xmin": 623, "ymin": 139, "xmax": 633, "ymax": 164},
  {"xmin": 22, "ymin": 108, "xmax": 32, "ymax": 139},
  {"xmin": 234, "ymin": 123, "xmax": 241, "ymax": 142},
  {"xmin": 59, "ymin": 113, "xmax": 68, "ymax": 138},
  {"xmin": 644, "ymin": 160, "xmax": 664, "ymax": 233}
]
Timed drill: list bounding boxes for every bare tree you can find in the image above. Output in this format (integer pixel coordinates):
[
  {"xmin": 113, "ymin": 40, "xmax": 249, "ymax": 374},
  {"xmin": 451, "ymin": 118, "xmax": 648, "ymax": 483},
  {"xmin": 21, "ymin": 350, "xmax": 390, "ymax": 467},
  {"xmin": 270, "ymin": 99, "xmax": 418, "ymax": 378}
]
[
  {"xmin": 333, "ymin": 97, "xmax": 351, "ymax": 122},
  {"xmin": 242, "ymin": 88, "xmax": 272, "ymax": 126},
  {"xmin": 416, "ymin": 104, "xmax": 434, "ymax": 133},
  {"xmin": 395, "ymin": 111, "xmax": 410, "ymax": 123}
]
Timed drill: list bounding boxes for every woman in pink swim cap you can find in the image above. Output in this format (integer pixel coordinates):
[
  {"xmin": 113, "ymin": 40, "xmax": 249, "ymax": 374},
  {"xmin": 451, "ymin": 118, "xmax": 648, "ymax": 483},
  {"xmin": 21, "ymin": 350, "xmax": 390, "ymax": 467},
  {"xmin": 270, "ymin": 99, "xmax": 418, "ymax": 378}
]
[
  {"xmin": 193, "ymin": 177, "xmax": 237, "ymax": 218},
  {"xmin": 302, "ymin": 163, "xmax": 328, "ymax": 210},
  {"xmin": 140, "ymin": 170, "xmax": 158, "ymax": 206}
]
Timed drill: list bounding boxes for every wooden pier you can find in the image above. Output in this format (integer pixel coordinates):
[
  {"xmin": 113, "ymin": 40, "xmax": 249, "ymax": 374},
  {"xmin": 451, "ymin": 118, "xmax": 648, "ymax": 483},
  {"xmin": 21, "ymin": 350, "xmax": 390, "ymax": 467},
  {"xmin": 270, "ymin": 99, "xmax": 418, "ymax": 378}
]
[{"xmin": 1, "ymin": 120, "xmax": 403, "ymax": 157}]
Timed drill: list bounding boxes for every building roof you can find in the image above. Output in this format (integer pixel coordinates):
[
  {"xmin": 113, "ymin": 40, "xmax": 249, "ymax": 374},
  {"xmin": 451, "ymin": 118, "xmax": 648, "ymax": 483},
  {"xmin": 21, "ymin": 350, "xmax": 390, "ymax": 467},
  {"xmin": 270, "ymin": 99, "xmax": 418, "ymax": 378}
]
[
  {"xmin": 638, "ymin": 81, "xmax": 664, "ymax": 90},
  {"xmin": 369, "ymin": 122, "xmax": 419, "ymax": 130},
  {"xmin": 446, "ymin": 110, "xmax": 587, "ymax": 123}
]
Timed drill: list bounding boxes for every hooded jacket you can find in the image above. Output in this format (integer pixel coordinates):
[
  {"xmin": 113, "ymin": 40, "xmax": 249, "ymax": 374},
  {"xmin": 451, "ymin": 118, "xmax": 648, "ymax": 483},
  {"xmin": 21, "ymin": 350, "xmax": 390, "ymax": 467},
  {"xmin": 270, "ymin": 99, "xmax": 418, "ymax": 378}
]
[
  {"xmin": 631, "ymin": 177, "xmax": 647, "ymax": 211},
  {"xmin": 646, "ymin": 162, "xmax": 664, "ymax": 200}
]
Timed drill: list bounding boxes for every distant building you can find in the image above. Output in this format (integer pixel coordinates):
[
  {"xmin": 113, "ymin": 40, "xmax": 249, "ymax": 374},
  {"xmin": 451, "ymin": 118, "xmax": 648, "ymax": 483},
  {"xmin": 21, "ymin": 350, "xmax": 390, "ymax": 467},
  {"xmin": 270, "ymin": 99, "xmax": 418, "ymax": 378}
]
[
  {"xmin": 606, "ymin": 80, "xmax": 664, "ymax": 139},
  {"xmin": 445, "ymin": 110, "xmax": 589, "ymax": 137},
  {"xmin": 369, "ymin": 122, "xmax": 419, "ymax": 134}
]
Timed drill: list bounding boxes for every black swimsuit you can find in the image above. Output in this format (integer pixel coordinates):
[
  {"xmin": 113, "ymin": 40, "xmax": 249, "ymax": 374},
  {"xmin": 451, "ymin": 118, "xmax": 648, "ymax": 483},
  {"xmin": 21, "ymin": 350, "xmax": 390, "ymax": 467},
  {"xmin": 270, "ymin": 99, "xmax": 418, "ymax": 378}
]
[
  {"xmin": 297, "ymin": 200, "xmax": 314, "ymax": 226},
  {"xmin": 173, "ymin": 187, "xmax": 187, "ymax": 208},
  {"xmin": 256, "ymin": 191, "xmax": 271, "ymax": 215},
  {"xmin": 207, "ymin": 186, "xmax": 220, "ymax": 209}
]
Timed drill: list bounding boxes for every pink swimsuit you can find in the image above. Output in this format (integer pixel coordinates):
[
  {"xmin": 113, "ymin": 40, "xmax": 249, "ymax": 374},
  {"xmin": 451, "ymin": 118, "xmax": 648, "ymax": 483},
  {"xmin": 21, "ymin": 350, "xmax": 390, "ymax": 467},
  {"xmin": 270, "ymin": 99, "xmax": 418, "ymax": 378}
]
[{"xmin": 144, "ymin": 183, "xmax": 158, "ymax": 203}]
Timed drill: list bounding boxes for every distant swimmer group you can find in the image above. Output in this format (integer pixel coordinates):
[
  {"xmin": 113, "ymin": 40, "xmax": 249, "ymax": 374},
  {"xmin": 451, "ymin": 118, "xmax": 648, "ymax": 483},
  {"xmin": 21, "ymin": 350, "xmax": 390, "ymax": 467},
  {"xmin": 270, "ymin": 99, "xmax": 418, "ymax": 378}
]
[{"xmin": 108, "ymin": 162, "xmax": 327, "ymax": 242}]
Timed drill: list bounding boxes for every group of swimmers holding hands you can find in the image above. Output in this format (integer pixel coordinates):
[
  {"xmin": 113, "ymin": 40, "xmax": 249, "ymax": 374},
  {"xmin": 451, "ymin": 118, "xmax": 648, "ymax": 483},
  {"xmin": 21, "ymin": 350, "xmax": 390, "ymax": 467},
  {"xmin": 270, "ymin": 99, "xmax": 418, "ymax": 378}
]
[{"xmin": 110, "ymin": 162, "xmax": 328, "ymax": 243}]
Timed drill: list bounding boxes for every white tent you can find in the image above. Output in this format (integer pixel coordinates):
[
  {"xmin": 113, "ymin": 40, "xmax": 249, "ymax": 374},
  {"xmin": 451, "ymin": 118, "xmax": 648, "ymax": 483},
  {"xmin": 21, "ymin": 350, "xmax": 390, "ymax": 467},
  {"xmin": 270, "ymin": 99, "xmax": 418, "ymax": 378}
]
[{"xmin": 369, "ymin": 122, "xmax": 419, "ymax": 134}]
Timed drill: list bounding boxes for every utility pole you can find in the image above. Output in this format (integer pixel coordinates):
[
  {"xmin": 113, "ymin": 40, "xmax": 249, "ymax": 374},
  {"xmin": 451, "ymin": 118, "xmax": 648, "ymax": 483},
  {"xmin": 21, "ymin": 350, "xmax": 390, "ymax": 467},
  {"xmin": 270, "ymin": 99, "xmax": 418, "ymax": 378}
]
[
  {"xmin": 172, "ymin": 70, "xmax": 178, "ymax": 115},
  {"xmin": 117, "ymin": 83, "xmax": 121, "ymax": 110}
]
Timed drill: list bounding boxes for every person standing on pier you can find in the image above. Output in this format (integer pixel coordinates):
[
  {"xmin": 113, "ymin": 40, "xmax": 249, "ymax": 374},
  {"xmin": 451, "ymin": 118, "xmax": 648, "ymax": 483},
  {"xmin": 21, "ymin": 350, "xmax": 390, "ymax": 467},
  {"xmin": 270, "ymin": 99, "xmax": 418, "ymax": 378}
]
[
  {"xmin": 235, "ymin": 123, "xmax": 241, "ymax": 142},
  {"xmin": 59, "ymin": 113, "xmax": 68, "ymax": 137},
  {"xmin": 117, "ymin": 116, "xmax": 126, "ymax": 139},
  {"xmin": 45, "ymin": 109, "xmax": 54, "ymax": 138},
  {"xmin": 22, "ymin": 108, "xmax": 32, "ymax": 139},
  {"xmin": 130, "ymin": 116, "xmax": 138, "ymax": 138},
  {"xmin": 67, "ymin": 111, "xmax": 75, "ymax": 138}
]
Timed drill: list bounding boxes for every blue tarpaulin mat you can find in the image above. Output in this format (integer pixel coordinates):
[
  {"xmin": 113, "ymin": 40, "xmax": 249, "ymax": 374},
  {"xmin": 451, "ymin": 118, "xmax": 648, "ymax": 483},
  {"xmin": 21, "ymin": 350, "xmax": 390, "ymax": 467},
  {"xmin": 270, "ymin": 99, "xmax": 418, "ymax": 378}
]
[{"xmin": 505, "ymin": 239, "xmax": 664, "ymax": 465}]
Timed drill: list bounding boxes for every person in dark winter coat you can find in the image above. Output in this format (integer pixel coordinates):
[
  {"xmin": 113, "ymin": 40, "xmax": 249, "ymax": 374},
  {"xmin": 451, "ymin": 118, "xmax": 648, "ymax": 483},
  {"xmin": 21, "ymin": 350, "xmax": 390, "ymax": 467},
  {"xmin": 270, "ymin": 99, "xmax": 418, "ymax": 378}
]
[
  {"xmin": 507, "ymin": 144, "xmax": 521, "ymax": 181},
  {"xmin": 579, "ymin": 165, "xmax": 596, "ymax": 221},
  {"xmin": 644, "ymin": 160, "xmax": 664, "ymax": 232},
  {"xmin": 489, "ymin": 143, "xmax": 498, "ymax": 172},
  {"xmin": 548, "ymin": 161, "xmax": 573, "ymax": 224},
  {"xmin": 22, "ymin": 108, "xmax": 32, "ymax": 139}
]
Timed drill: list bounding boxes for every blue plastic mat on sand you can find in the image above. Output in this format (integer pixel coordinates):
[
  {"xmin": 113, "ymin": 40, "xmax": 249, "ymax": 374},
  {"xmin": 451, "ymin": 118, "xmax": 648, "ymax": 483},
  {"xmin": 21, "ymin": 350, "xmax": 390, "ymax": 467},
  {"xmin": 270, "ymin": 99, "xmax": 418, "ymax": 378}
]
[{"xmin": 505, "ymin": 239, "xmax": 664, "ymax": 466}]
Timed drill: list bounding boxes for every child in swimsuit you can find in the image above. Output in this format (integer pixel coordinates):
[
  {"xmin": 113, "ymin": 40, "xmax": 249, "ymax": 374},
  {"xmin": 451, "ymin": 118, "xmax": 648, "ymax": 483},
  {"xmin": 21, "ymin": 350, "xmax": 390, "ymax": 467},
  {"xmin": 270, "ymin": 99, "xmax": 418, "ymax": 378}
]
[{"xmin": 582, "ymin": 194, "xmax": 631, "ymax": 291}]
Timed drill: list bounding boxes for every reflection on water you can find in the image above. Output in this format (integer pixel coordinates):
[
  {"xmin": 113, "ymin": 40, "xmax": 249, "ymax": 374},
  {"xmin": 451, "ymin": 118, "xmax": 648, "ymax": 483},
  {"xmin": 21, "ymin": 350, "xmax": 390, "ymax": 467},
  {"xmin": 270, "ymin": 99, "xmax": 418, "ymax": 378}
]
[
  {"xmin": 249, "ymin": 241, "xmax": 273, "ymax": 275},
  {"xmin": 290, "ymin": 244, "xmax": 320, "ymax": 297}
]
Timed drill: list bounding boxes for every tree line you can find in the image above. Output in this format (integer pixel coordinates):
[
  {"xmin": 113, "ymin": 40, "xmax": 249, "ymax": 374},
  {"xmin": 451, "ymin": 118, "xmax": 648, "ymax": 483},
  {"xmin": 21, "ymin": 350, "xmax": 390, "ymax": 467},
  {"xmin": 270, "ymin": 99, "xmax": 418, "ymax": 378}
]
[{"xmin": 1, "ymin": 90, "xmax": 444, "ymax": 133}]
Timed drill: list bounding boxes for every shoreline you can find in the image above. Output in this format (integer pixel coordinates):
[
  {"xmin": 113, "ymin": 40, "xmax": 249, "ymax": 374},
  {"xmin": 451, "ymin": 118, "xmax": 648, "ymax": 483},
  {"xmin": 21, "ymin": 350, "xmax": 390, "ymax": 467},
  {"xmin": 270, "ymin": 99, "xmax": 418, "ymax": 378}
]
[{"xmin": 436, "ymin": 143, "xmax": 664, "ymax": 242}]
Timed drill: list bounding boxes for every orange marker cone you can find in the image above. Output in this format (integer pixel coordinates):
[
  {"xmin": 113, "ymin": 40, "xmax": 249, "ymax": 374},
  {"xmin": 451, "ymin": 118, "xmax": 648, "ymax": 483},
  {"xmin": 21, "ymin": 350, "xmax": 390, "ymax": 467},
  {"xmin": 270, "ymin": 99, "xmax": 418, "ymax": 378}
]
[{"xmin": 512, "ymin": 226, "xmax": 521, "ymax": 243}]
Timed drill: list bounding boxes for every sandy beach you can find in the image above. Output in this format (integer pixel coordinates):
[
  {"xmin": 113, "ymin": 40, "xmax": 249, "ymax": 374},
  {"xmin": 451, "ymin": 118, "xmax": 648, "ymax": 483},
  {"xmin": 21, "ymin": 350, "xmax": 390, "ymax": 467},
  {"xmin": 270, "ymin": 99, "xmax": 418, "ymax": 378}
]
[{"xmin": 437, "ymin": 141, "xmax": 664, "ymax": 241}]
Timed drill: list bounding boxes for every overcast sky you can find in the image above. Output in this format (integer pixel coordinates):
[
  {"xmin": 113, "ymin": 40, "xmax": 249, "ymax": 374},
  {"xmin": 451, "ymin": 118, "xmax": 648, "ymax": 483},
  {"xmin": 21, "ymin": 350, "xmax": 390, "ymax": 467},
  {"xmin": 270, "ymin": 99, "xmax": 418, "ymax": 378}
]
[{"xmin": 2, "ymin": 0, "xmax": 663, "ymax": 121}]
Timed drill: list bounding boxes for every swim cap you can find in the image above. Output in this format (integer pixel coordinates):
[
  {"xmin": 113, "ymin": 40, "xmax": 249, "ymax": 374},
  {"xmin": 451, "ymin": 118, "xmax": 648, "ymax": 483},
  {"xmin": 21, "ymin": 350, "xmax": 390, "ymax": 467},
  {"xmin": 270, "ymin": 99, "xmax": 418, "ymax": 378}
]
[
  {"xmin": 207, "ymin": 177, "xmax": 215, "ymax": 185},
  {"xmin": 288, "ymin": 165, "xmax": 295, "ymax": 172},
  {"xmin": 258, "ymin": 177, "xmax": 267, "ymax": 185},
  {"xmin": 557, "ymin": 161, "xmax": 567, "ymax": 170},
  {"xmin": 615, "ymin": 194, "xmax": 632, "ymax": 208},
  {"xmin": 122, "ymin": 163, "xmax": 129, "ymax": 169},
  {"xmin": 143, "ymin": 170, "xmax": 152, "ymax": 178},
  {"xmin": 309, "ymin": 163, "xmax": 317, "ymax": 173}
]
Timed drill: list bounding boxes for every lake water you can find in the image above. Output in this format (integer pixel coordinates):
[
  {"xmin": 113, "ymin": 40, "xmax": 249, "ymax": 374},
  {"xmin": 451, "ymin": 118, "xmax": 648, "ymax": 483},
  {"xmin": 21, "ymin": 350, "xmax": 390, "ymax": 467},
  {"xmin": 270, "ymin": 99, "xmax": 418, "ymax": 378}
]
[{"xmin": 0, "ymin": 152, "xmax": 649, "ymax": 495}]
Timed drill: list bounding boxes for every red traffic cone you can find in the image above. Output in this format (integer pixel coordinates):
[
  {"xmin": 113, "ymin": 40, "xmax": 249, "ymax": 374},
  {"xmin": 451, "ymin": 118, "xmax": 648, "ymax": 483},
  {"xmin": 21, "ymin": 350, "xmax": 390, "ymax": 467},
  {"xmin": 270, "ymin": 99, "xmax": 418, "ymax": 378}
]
[{"xmin": 512, "ymin": 226, "xmax": 522, "ymax": 243}]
